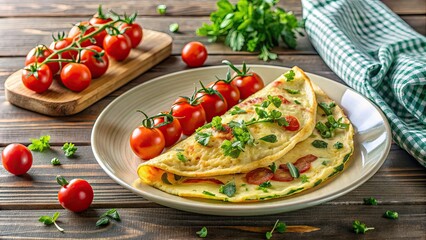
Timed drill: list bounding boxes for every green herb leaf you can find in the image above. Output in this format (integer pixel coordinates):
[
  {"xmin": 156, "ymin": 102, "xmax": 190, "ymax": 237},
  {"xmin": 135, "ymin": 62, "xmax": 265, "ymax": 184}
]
[
  {"xmin": 265, "ymin": 231, "xmax": 273, "ymax": 239},
  {"xmin": 51, "ymin": 157, "xmax": 61, "ymax": 166},
  {"xmin": 286, "ymin": 163, "xmax": 300, "ymax": 178},
  {"xmin": 266, "ymin": 219, "xmax": 286, "ymax": 239},
  {"xmin": 195, "ymin": 132, "xmax": 212, "ymax": 146},
  {"xmin": 318, "ymin": 102, "xmax": 336, "ymax": 116},
  {"xmin": 334, "ymin": 142, "xmax": 343, "ymax": 149},
  {"xmin": 169, "ymin": 23, "xmax": 179, "ymax": 32},
  {"xmin": 62, "ymin": 142, "xmax": 77, "ymax": 157},
  {"xmin": 196, "ymin": 226, "xmax": 208, "ymax": 238},
  {"xmin": 284, "ymin": 70, "xmax": 295, "ymax": 81},
  {"xmin": 300, "ymin": 175, "xmax": 309, "ymax": 183},
  {"xmin": 28, "ymin": 135, "xmax": 51, "ymax": 152},
  {"xmin": 284, "ymin": 88, "xmax": 300, "ymax": 94},
  {"xmin": 259, "ymin": 181, "xmax": 272, "ymax": 188},
  {"xmin": 229, "ymin": 106, "xmax": 246, "ymax": 115},
  {"xmin": 259, "ymin": 134, "xmax": 277, "ymax": 143},
  {"xmin": 312, "ymin": 140, "xmax": 328, "ymax": 148},
  {"xmin": 269, "ymin": 162, "xmax": 277, "ymax": 173},
  {"xmin": 211, "ymin": 116, "xmax": 225, "ymax": 131},
  {"xmin": 38, "ymin": 212, "xmax": 64, "ymax": 232},
  {"xmin": 177, "ymin": 152, "xmax": 188, "ymax": 162},
  {"xmin": 219, "ymin": 180, "xmax": 236, "ymax": 197},
  {"xmin": 96, "ymin": 217, "xmax": 110, "ymax": 227},
  {"xmin": 202, "ymin": 191, "xmax": 215, "ymax": 196},
  {"xmin": 268, "ymin": 95, "xmax": 282, "ymax": 108},
  {"xmin": 353, "ymin": 220, "xmax": 374, "ymax": 234},
  {"xmin": 363, "ymin": 197, "xmax": 378, "ymax": 205},
  {"xmin": 157, "ymin": 4, "xmax": 167, "ymax": 15},
  {"xmin": 294, "ymin": 100, "xmax": 301, "ymax": 105},
  {"xmin": 384, "ymin": 210, "xmax": 398, "ymax": 219}
]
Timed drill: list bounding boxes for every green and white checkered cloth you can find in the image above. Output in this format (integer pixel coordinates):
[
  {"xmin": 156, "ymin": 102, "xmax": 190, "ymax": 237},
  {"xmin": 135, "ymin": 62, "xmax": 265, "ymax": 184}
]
[{"xmin": 302, "ymin": 0, "xmax": 426, "ymax": 167}]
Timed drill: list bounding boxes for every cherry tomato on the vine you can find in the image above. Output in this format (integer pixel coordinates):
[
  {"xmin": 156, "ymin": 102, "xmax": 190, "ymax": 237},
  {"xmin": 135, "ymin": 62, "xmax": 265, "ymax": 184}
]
[
  {"xmin": 1, "ymin": 143, "xmax": 33, "ymax": 175},
  {"xmin": 181, "ymin": 41, "xmax": 208, "ymax": 67},
  {"xmin": 130, "ymin": 126, "xmax": 165, "ymax": 160},
  {"xmin": 79, "ymin": 45, "xmax": 109, "ymax": 79},
  {"xmin": 22, "ymin": 63, "xmax": 53, "ymax": 93},
  {"xmin": 172, "ymin": 97, "xmax": 206, "ymax": 135},
  {"xmin": 89, "ymin": 6, "xmax": 113, "ymax": 48},
  {"xmin": 50, "ymin": 36, "xmax": 77, "ymax": 67},
  {"xmin": 120, "ymin": 23, "xmax": 143, "ymax": 48},
  {"xmin": 223, "ymin": 60, "xmax": 264, "ymax": 99},
  {"xmin": 68, "ymin": 21, "xmax": 96, "ymax": 47},
  {"xmin": 208, "ymin": 81, "xmax": 240, "ymax": 109},
  {"xmin": 196, "ymin": 83, "xmax": 228, "ymax": 122},
  {"xmin": 154, "ymin": 113, "xmax": 182, "ymax": 147},
  {"xmin": 57, "ymin": 175, "xmax": 94, "ymax": 212},
  {"xmin": 103, "ymin": 34, "xmax": 132, "ymax": 61},
  {"xmin": 25, "ymin": 45, "xmax": 60, "ymax": 75},
  {"xmin": 60, "ymin": 63, "xmax": 91, "ymax": 92}
]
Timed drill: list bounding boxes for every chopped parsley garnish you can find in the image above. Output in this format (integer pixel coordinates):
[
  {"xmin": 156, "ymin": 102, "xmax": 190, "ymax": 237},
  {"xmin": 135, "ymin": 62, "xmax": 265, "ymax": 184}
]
[
  {"xmin": 28, "ymin": 135, "xmax": 50, "ymax": 152},
  {"xmin": 268, "ymin": 95, "xmax": 282, "ymax": 108},
  {"xmin": 300, "ymin": 175, "xmax": 309, "ymax": 183},
  {"xmin": 353, "ymin": 220, "xmax": 374, "ymax": 234},
  {"xmin": 284, "ymin": 88, "xmax": 300, "ymax": 94},
  {"xmin": 51, "ymin": 158, "xmax": 61, "ymax": 166},
  {"xmin": 96, "ymin": 209, "xmax": 121, "ymax": 227},
  {"xmin": 318, "ymin": 102, "xmax": 336, "ymax": 116},
  {"xmin": 229, "ymin": 106, "xmax": 246, "ymax": 115},
  {"xmin": 312, "ymin": 140, "xmax": 328, "ymax": 148},
  {"xmin": 286, "ymin": 162, "xmax": 300, "ymax": 178},
  {"xmin": 176, "ymin": 152, "xmax": 188, "ymax": 162},
  {"xmin": 316, "ymin": 116, "xmax": 349, "ymax": 138},
  {"xmin": 384, "ymin": 210, "xmax": 398, "ymax": 219},
  {"xmin": 259, "ymin": 134, "xmax": 277, "ymax": 143},
  {"xmin": 259, "ymin": 181, "xmax": 272, "ymax": 188},
  {"xmin": 211, "ymin": 116, "xmax": 225, "ymax": 131},
  {"xmin": 269, "ymin": 162, "xmax": 277, "ymax": 173},
  {"xmin": 266, "ymin": 219, "xmax": 286, "ymax": 239},
  {"xmin": 221, "ymin": 140, "xmax": 244, "ymax": 158},
  {"xmin": 195, "ymin": 132, "xmax": 212, "ymax": 146},
  {"xmin": 219, "ymin": 180, "xmax": 236, "ymax": 197},
  {"xmin": 284, "ymin": 70, "xmax": 295, "ymax": 81},
  {"xmin": 39, "ymin": 212, "xmax": 64, "ymax": 232},
  {"xmin": 202, "ymin": 191, "xmax": 215, "ymax": 196},
  {"xmin": 322, "ymin": 160, "xmax": 329, "ymax": 166},
  {"xmin": 294, "ymin": 100, "xmax": 301, "ymax": 105},
  {"xmin": 221, "ymin": 120, "xmax": 254, "ymax": 158},
  {"xmin": 62, "ymin": 142, "xmax": 77, "ymax": 157},
  {"xmin": 363, "ymin": 197, "xmax": 378, "ymax": 205},
  {"xmin": 334, "ymin": 142, "xmax": 343, "ymax": 149},
  {"xmin": 196, "ymin": 226, "xmax": 208, "ymax": 238}
]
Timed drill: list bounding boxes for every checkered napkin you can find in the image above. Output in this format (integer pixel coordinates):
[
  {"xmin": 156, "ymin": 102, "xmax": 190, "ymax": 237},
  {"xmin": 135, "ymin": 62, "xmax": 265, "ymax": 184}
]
[{"xmin": 302, "ymin": 0, "xmax": 426, "ymax": 167}]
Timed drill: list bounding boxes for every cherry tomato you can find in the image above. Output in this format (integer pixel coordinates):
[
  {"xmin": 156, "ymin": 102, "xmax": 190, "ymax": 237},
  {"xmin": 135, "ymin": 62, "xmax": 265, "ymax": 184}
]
[
  {"xmin": 60, "ymin": 63, "xmax": 91, "ymax": 92},
  {"xmin": 171, "ymin": 98, "xmax": 206, "ymax": 135},
  {"xmin": 232, "ymin": 72, "xmax": 264, "ymax": 99},
  {"xmin": 103, "ymin": 34, "xmax": 132, "ymax": 61},
  {"xmin": 181, "ymin": 41, "xmax": 207, "ymax": 67},
  {"xmin": 120, "ymin": 23, "xmax": 143, "ymax": 48},
  {"xmin": 89, "ymin": 14, "xmax": 113, "ymax": 48},
  {"xmin": 68, "ymin": 21, "xmax": 96, "ymax": 47},
  {"xmin": 245, "ymin": 167, "xmax": 274, "ymax": 185},
  {"xmin": 25, "ymin": 45, "xmax": 60, "ymax": 75},
  {"xmin": 271, "ymin": 169, "xmax": 294, "ymax": 182},
  {"xmin": 22, "ymin": 63, "xmax": 53, "ymax": 93},
  {"xmin": 79, "ymin": 45, "xmax": 109, "ymax": 79},
  {"xmin": 57, "ymin": 175, "xmax": 93, "ymax": 212},
  {"xmin": 1, "ymin": 143, "xmax": 33, "ymax": 175},
  {"xmin": 196, "ymin": 91, "xmax": 228, "ymax": 122},
  {"xmin": 50, "ymin": 37, "xmax": 77, "ymax": 67},
  {"xmin": 130, "ymin": 126, "xmax": 165, "ymax": 160},
  {"xmin": 284, "ymin": 116, "xmax": 300, "ymax": 131},
  {"xmin": 223, "ymin": 60, "xmax": 265, "ymax": 99},
  {"xmin": 208, "ymin": 81, "xmax": 240, "ymax": 109},
  {"xmin": 182, "ymin": 178, "xmax": 224, "ymax": 185},
  {"xmin": 154, "ymin": 114, "xmax": 182, "ymax": 147}
]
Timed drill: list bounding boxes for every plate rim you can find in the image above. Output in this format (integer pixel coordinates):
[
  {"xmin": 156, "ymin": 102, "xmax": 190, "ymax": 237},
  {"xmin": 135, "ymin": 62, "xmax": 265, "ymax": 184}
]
[{"xmin": 91, "ymin": 64, "xmax": 392, "ymax": 216}]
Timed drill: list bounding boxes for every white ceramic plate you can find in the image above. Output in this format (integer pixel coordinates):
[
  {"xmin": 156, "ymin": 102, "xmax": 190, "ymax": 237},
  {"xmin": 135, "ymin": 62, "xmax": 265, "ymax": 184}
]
[{"xmin": 91, "ymin": 65, "xmax": 391, "ymax": 216}]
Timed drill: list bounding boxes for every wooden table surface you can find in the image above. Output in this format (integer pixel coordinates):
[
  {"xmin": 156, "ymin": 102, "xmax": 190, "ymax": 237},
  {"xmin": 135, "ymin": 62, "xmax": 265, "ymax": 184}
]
[{"xmin": 0, "ymin": 1, "xmax": 425, "ymax": 239}]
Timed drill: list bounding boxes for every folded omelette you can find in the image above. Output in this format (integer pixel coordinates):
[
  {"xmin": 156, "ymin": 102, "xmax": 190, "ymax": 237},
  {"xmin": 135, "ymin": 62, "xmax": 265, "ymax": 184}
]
[{"xmin": 137, "ymin": 67, "xmax": 354, "ymax": 202}]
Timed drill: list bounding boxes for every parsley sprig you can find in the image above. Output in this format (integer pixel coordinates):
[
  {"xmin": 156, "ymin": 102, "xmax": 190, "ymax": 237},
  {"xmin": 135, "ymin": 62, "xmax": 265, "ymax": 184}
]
[
  {"xmin": 39, "ymin": 212, "xmax": 64, "ymax": 232},
  {"xmin": 315, "ymin": 116, "xmax": 349, "ymax": 138},
  {"xmin": 62, "ymin": 142, "xmax": 77, "ymax": 157},
  {"xmin": 28, "ymin": 135, "xmax": 51, "ymax": 152},
  {"xmin": 96, "ymin": 209, "xmax": 121, "ymax": 227},
  {"xmin": 197, "ymin": 0, "xmax": 303, "ymax": 61},
  {"xmin": 196, "ymin": 226, "xmax": 208, "ymax": 238},
  {"xmin": 353, "ymin": 220, "xmax": 374, "ymax": 234},
  {"xmin": 266, "ymin": 219, "xmax": 286, "ymax": 239}
]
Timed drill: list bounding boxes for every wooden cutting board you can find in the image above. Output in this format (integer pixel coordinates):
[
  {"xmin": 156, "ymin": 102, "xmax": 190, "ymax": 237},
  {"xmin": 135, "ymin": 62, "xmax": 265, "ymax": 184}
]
[{"xmin": 5, "ymin": 29, "xmax": 172, "ymax": 116}]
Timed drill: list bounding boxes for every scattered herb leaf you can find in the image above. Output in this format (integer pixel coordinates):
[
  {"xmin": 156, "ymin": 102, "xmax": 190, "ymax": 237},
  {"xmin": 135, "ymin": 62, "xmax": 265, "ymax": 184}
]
[
  {"xmin": 384, "ymin": 210, "xmax": 398, "ymax": 219},
  {"xmin": 212, "ymin": 116, "xmax": 225, "ymax": 131},
  {"xmin": 196, "ymin": 226, "xmax": 208, "ymax": 238},
  {"xmin": 284, "ymin": 70, "xmax": 295, "ymax": 81},
  {"xmin": 269, "ymin": 162, "xmax": 277, "ymax": 173},
  {"xmin": 39, "ymin": 212, "xmax": 64, "ymax": 232},
  {"xmin": 268, "ymin": 95, "xmax": 282, "ymax": 108},
  {"xmin": 157, "ymin": 4, "xmax": 167, "ymax": 15},
  {"xmin": 62, "ymin": 142, "xmax": 77, "ymax": 157},
  {"xmin": 96, "ymin": 209, "xmax": 121, "ymax": 227},
  {"xmin": 259, "ymin": 181, "xmax": 271, "ymax": 188},
  {"xmin": 353, "ymin": 220, "xmax": 374, "ymax": 234},
  {"xmin": 294, "ymin": 100, "xmax": 301, "ymax": 105},
  {"xmin": 300, "ymin": 175, "xmax": 309, "ymax": 183},
  {"xmin": 169, "ymin": 23, "xmax": 179, "ymax": 32},
  {"xmin": 266, "ymin": 219, "xmax": 286, "ymax": 239},
  {"xmin": 363, "ymin": 197, "xmax": 378, "ymax": 205},
  {"xmin": 51, "ymin": 157, "xmax": 61, "ymax": 166},
  {"xmin": 28, "ymin": 135, "xmax": 51, "ymax": 152}
]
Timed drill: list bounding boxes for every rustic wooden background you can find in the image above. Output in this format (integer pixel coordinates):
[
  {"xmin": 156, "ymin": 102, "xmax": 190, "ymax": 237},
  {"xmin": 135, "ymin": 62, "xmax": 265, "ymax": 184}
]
[{"xmin": 0, "ymin": 0, "xmax": 425, "ymax": 239}]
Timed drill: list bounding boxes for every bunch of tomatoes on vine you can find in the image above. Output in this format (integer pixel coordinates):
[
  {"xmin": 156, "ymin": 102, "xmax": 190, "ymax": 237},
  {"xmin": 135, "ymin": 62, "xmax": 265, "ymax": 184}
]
[
  {"xmin": 22, "ymin": 5, "xmax": 143, "ymax": 93},
  {"xmin": 130, "ymin": 60, "xmax": 268, "ymax": 160}
]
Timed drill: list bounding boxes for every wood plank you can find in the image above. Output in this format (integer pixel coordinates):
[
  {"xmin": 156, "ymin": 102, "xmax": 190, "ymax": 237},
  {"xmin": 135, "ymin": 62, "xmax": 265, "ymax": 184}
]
[
  {"xmin": 4, "ymin": 29, "xmax": 172, "ymax": 116},
  {"xmin": 0, "ymin": 144, "xmax": 424, "ymax": 209},
  {"xmin": 0, "ymin": 0, "xmax": 423, "ymax": 17},
  {"xmin": 0, "ymin": 205, "xmax": 424, "ymax": 239}
]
